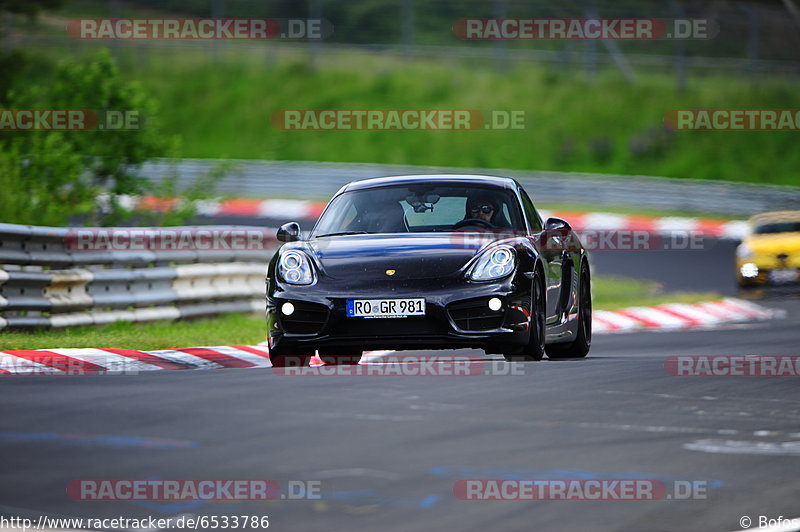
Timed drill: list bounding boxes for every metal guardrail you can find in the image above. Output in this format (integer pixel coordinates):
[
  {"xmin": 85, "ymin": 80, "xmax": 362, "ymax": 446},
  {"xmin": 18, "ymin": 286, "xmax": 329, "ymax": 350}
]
[
  {"xmin": 139, "ymin": 159, "xmax": 800, "ymax": 217},
  {"xmin": 0, "ymin": 224, "xmax": 276, "ymax": 330}
]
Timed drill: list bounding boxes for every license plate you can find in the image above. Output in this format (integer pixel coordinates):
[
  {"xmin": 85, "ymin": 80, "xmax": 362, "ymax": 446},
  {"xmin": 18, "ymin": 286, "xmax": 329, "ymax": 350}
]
[
  {"xmin": 346, "ymin": 298, "xmax": 425, "ymax": 318},
  {"xmin": 770, "ymin": 268, "xmax": 798, "ymax": 284}
]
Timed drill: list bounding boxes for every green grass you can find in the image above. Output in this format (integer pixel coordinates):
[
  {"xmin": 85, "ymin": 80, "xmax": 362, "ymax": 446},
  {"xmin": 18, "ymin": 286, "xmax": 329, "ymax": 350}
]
[
  {"xmin": 9, "ymin": 27, "xmax": 800, "ymax": 188},
  {"xmin": 591, "ymin": 275, "xmax": 720, "ymax": 311},
  {"xmin": 0, "ymin": 313, "xmax": 266, "ymax": 351},
  {"xmin": 123, "ymin": 48, "xmax": 800, "ymax": 187},
  {"xmin": 0, "ymin": 276, "xmax": 719, "ymax": 350}
]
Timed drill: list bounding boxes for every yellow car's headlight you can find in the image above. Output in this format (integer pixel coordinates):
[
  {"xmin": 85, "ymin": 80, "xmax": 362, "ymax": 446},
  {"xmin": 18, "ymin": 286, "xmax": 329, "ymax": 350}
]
[{"xmin": 740, "ymin": 263, "xmax": 759, "ymax": 278}]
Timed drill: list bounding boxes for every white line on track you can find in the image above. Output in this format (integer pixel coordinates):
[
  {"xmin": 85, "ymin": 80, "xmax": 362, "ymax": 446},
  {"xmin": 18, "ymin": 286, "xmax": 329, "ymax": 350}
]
[
  {"xmin": 360, "ymin": 350, "xmax": 396, "ymax": 363},
  {"xmin": 684, "ymin": 439, "xmax": 800, "ymax": 456}
]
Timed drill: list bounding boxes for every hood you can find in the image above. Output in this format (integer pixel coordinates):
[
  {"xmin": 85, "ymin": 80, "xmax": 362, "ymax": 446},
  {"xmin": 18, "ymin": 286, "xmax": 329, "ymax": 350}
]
[
  {"xmin": 747, "ymin": 232, "xmax": 800, "ymax": 257},
  {"xmin": 304, "ymin": 233, "xmax": 486, "ymax": 280}
]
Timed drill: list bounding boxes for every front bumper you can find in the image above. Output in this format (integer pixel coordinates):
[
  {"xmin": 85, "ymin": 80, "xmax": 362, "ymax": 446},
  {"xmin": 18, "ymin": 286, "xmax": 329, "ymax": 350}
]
[
  {"xmin": 267, "ymin": 276, "xmax": 532, "ymax": 352},
  {"xmin": 737, "ymin": 259, "xmax": 799, "ymax": 287}
]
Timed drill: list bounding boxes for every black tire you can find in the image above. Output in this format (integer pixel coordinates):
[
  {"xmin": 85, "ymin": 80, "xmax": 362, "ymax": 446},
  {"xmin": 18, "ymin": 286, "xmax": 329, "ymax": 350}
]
[
  {"xmin": 319, "ymin": 350, "xmax": 363, "ymax": 365},
  {"xmin": 269, "ymin": 346, "xmax": 312, "ymax": 368},
  {"xmin": 503, "ymin": 267, "xmax": 546, "ymax": 362},
  {"xmin": 546, "ymin": 262, "xmax": 591, "ymax": 359}
]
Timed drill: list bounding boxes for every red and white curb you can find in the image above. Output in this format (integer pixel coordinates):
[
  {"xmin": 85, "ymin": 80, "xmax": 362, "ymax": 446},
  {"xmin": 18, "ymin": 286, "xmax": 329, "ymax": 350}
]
[
  {"xmin": 0, "ymin": 344, "xmax": 380, "ymax": 375},
  {"xmin": 0, "ymin": 299, "xmax": 777, "ymax": 374},
  {"xmin": 538, "ymin": 210, "xmax": 748, "ymax": 240},
  {"xmin": 593, "ymin": 297, "xmax": 777, "ymax": 334},
  {"xmin": 119, "ymin": 195, "xmax": 327, "ymax": 221},
  {"xmin": 118, "ymin": 195, "xmax": 748, "ymax": 240},
  {"xmin": 0, "ymin": 345, "xmax": 275, "ymax": 375}
]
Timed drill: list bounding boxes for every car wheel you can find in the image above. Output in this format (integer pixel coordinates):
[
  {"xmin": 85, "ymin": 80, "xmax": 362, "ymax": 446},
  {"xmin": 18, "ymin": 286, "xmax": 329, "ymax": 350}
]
[
  {"xmin": 319, "ymin": 350, "xmax": 363, "ymax": 365},
  {"xmin": 503, "ymin": 268, "xmax": 546, "ymax": 362},
  {"xmin": 269, "ymin": 346, "xmax": 312, "ymax": 368},
  {"xmin": 546, "ymin": 262, "xmax": 591, "ymax": 359}
]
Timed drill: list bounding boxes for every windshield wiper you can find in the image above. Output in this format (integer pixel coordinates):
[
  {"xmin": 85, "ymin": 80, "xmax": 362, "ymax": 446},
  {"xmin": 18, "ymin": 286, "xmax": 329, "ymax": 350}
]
[{"xmin": 314, "ymin": 231, "xmax": 370, "ymax": 238}]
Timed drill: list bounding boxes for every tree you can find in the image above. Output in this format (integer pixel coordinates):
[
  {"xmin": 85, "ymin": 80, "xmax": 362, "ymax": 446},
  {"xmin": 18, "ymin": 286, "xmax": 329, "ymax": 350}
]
[{"xmin": 0, "ymin": 50, "xmax": 171, "ymax": 226}]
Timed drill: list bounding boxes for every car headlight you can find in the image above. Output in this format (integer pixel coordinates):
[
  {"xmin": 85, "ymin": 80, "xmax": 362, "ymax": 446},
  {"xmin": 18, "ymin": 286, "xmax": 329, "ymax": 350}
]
[
  {"xmin": 278, "ymin": 250, "xmax": 315, "ymax": 285},
  {"xmin": 468, "ymin": 245, "xmax": 516, "ymax": 281},
  {"xmin": 736, "ymin": 243, "xmax": 753, "ymax": 259},
  {"xmin": 740, "ymin": 263, "xmax": 759, "ymax": 278}
]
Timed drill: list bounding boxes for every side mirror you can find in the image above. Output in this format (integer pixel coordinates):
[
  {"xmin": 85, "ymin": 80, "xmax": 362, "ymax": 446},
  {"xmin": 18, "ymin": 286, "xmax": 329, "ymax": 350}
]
[
  {"xmin": 277, "ymin": 222, "xmax": 301, "ymax": 243},
  {"xmin": 544, "ymin": 217, "xmax": 571, "ymax": 232}
]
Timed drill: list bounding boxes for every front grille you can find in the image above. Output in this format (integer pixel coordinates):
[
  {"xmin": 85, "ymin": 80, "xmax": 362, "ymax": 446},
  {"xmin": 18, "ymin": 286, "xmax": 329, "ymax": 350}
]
[
  {"xmin": 447, "ymin": 297, "xmax": 504, "ymax": 331},
  {"xmin": 280, "ymin": 300, "xmax": 329, "ymax": 334},
  {"xmin": 334, "ymin": 316, "xmax": 441, "ymax": 337}
]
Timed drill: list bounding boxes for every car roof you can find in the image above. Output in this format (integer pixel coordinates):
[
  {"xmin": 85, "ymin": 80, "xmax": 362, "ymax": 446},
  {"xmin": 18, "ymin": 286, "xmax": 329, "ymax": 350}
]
[
  {"xmin": 749, "ymin": 210, "xmax": 800, "ymax": 225},
  {"xmin": 342, "ymin": 174, "xmax": 520, "ymax": 192}
]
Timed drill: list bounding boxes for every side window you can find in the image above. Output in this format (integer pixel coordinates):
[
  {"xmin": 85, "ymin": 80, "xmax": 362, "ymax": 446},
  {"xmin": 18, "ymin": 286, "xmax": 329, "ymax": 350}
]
[{"xmin": 518, "ymin": 188, "xmax": 543, "ymax": 232}]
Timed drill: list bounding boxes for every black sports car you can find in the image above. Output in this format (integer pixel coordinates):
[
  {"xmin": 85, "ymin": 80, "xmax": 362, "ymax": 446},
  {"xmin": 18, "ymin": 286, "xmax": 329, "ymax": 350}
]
[{"xmin": 266, "ymin": 175, "xmax": 591, "ymax": 366}]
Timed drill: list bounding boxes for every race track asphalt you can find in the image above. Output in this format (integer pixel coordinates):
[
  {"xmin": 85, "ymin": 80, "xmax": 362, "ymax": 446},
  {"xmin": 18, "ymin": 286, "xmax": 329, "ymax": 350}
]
[{"xmin": 590, "ymin": 237, "xmax": 740, "ymax": 295}]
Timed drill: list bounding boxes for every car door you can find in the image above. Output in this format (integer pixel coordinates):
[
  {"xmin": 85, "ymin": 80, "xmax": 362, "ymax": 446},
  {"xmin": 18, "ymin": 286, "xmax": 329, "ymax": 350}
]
[{"xmin": 518, "ymin": 186, "xmax": 563, "ymax": 324}]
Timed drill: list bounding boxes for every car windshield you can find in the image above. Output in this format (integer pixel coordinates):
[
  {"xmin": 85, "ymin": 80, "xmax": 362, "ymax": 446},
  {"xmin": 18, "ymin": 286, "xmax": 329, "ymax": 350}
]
[
  {"xmin": 312, "ymin": 183, "xmax": 526, "ymax": 236},
  {"xmin": 753, "ymin": 221, "xmax": 800, "ymax": 234}
]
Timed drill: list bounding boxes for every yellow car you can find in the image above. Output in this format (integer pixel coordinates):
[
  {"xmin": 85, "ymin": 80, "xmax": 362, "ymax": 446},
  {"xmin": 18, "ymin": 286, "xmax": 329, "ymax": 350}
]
[{"xmin": 737, "ymin": 211, "xmax": 800, "ymax": 287}]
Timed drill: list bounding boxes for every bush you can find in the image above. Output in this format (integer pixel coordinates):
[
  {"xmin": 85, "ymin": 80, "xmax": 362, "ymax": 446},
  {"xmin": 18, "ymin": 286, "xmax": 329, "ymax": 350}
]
[{"xmin": 0, "ymin": 49, "xmax": 172, "ymax": 226}]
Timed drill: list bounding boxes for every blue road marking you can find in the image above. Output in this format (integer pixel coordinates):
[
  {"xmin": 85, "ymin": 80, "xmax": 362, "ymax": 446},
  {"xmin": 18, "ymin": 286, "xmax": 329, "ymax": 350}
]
[{"xmin": 0, "ymin": 432, "xmax": 198, "ymax": 449}]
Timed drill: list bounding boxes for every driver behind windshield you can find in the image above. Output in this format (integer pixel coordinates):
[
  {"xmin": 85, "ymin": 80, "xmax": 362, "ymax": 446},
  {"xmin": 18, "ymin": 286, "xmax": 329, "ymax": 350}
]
[{"xmin": 463, "ymin": 195, "xmax": 511, "ymax": 228}]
